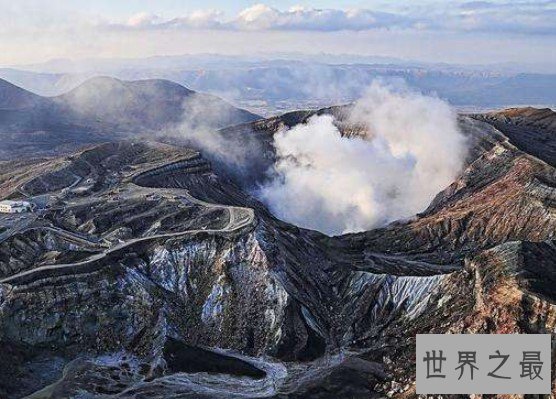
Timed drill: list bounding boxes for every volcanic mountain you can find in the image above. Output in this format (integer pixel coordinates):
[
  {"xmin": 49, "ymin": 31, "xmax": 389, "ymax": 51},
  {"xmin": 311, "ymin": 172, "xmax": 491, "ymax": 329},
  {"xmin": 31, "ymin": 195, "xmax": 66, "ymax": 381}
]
[
  {"xmin": 0, "ymin": 77, "xmax": 260, "ymax": 160},
  {"xmin": 0, "ymin": 106, "xmax": 554, "ymax": 397},
  {"xmin": 0, "ymin": 78, "xmax": 45, "ymax": 110}
]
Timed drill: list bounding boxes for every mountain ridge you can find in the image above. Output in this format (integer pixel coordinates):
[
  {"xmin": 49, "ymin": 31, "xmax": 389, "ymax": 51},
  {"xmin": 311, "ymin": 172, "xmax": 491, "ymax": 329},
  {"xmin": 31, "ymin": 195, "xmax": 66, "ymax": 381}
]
[
  {"xmin": 0, "ymin": 78, "xmax": 44, "ymax": 110},
  {"xmin": 0, "ymin": 77, "xmax": 260, "ymax": 160}
]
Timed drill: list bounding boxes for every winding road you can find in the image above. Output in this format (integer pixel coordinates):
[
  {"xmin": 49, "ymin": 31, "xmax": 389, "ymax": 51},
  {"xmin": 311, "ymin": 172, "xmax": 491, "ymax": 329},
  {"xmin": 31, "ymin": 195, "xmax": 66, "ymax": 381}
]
[{"xmin": 0, "ymin": 189, "xmax": 255, "ymax": 286}]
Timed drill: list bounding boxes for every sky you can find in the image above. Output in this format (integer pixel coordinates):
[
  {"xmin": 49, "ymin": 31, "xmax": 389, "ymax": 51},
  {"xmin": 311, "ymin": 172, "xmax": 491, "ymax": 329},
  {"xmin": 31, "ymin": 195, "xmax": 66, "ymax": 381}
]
[{"xmin": 0, "ymin": 0, "xmax": 555, "ymax": 68}]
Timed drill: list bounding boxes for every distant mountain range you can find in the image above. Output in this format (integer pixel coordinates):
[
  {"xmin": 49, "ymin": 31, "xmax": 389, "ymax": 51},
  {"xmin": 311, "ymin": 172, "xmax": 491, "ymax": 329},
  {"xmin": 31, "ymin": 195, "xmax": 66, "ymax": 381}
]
[
  {"xmin": 1, "ymin": 57, "xmax": 555, "ymax": 115},
  {"xmin": 0, "ymin": 77, "xmax": 260, "ymax": 160}
]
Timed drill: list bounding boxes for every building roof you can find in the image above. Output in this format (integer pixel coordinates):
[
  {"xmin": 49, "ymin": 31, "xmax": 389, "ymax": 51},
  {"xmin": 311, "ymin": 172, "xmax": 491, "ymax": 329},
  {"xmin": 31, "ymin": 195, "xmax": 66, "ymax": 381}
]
[{"xmin": 0, "ymin": 200, "xmax": 30, "ymax": 207}]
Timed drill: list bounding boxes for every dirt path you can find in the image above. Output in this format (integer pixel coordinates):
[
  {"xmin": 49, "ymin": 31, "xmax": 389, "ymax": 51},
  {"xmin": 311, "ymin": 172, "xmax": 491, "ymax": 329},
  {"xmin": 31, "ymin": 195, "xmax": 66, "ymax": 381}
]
[{"xmin": 0, "ymin": 189, "xmax": 254, "ymax": 285}]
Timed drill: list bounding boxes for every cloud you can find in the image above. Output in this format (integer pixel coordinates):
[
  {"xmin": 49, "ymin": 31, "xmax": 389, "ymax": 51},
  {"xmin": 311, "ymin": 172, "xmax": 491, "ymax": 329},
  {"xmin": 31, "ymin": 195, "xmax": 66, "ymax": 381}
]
[
  {"xmin": 106, "ymin": 2, "xmax": 556, "ymax": 35},
  {"xmin": 116, "ymin": 5, "xmax": 409, "ymax": 32},
  {"xmin": 444, "ymin": 0, "xmax": 556, "ymax": 35},
  {"xmin": 254, "ymin": 81, "xmax": 468, "ymax": 236},
  {"xmin": 233, "ymin": 4, "xmax": 408, "ymax": 31},
  {"xmin": 123, "ymin": 10, "xmax": 225, "ymax": 30},
  {"xmin": 126, "ymin": 12, "xmax": 160, "ymax": 28}
]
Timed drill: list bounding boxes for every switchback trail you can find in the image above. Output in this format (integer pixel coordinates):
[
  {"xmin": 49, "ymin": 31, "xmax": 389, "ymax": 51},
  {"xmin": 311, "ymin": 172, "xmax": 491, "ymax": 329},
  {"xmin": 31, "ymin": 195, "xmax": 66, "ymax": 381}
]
[{"xmin": 0, "ymin": 188, "xmax": 255, "ymax": 286}]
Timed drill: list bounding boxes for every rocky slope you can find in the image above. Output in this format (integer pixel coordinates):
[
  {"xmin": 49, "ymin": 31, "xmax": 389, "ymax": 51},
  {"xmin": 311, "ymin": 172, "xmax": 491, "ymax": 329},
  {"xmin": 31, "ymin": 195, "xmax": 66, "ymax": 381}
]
[
  {"xmin": 0, "ymin": 108, "xmax": 554, "ymax": 398},
  {"xmin": 0, "ymin": 79, "xmax": 45, "ymax": 110},
  {"xmin": 473, "ymin": 107, "xmax": 556, "ymax": 167}
]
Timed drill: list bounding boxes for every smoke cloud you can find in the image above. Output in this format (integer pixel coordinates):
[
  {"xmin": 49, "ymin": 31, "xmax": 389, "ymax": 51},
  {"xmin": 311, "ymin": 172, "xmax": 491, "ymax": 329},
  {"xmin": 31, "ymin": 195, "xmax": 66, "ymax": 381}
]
[
  {"xmin": 165, "ymin": 93, "xmax": 269, "ymax": 185},
  {"xmin": 255, "ymin": 81, "xmax": 468, "ymax": 236}
]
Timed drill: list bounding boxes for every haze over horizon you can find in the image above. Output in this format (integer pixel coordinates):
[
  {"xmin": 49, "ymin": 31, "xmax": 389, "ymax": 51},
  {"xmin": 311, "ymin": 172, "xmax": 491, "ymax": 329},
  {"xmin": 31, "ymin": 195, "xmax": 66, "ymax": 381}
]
[{"xmin": 1, "ymin": 0, "xmax": 555, "ymax": 70}]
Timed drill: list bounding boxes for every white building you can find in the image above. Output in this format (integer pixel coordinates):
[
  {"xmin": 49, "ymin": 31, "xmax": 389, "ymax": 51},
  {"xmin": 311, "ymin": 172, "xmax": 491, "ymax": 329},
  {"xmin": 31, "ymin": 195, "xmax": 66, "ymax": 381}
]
[{"xmin": 0, "ymin": 200, "xmax": 32, "ymax": 214}]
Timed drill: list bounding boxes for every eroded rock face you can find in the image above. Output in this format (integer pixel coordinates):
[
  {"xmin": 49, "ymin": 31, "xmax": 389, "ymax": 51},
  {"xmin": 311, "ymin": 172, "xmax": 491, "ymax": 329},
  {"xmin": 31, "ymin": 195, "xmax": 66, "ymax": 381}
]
[
  {"xmin": 473, "ymin": 107, "xmax": 556, "ymax": 167},
  {"xmin": 137, "ymin": 233, "xmax": 290, "ymax": 357},
  {"xmin": 373, "ymin": 240, "xmax": 556, "ymax": 398},
  {"xmin": 0, "ymin": 108, "xmax": 554, "ymax": 398}
]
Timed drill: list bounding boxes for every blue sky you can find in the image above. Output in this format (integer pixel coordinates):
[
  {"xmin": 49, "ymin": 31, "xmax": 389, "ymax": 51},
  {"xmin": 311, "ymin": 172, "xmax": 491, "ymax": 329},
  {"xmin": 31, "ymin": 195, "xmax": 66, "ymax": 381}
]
[{"xmin": 0, "ymin": 1, "xmax": 554, "ymax": 68}]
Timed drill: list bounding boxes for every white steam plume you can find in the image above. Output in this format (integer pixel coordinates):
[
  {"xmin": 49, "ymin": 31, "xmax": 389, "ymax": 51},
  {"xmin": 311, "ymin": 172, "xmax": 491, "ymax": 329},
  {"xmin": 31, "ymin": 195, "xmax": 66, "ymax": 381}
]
[
  {"xmin": 255, "ymin": 81, "xmax": 468, "ymax": 236},
  {"xmin": 165, "ymin": 93, "xmax": 268, "ymax": 184}
]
